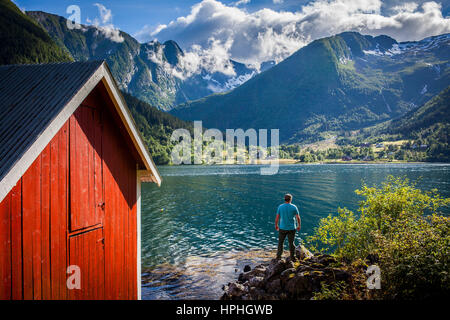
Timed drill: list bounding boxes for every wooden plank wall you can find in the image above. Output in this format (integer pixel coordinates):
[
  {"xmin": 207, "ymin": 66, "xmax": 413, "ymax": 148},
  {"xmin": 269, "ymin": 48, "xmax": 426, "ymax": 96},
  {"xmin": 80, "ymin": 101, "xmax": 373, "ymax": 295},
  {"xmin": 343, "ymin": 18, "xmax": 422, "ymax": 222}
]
[
  {"xmin": 68, "ymin": 228, "xmax": 105, "ymax": 300},
  {"xmin": 0, "ymin": 84, "xmax": 138, "ymax": 300},
  {"xmin": 102, "ymin": 104, "xmax": 137, "ymax": 300},
  {"xmin": 69, "ymin": 105, "xmax": 104, "ymax": 231},
  {"xmin": 0, "ymin": 123, "xmax": 69, "ymax": 300}
]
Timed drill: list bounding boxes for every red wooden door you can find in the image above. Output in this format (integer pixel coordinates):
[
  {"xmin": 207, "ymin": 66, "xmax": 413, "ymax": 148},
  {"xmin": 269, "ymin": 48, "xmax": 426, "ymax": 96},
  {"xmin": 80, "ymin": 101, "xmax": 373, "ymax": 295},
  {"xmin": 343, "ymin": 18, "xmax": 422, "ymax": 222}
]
[
  {"xmin": 70, "ymin": 105, "xmax": 104, "ymax": 231},
  {"xmin": 69, "ymin": 228, "xmax": 105, "ymax": 300},
  {"xmin": 69, "ymin": 105, "xmax": 105, "ymax": 299}
]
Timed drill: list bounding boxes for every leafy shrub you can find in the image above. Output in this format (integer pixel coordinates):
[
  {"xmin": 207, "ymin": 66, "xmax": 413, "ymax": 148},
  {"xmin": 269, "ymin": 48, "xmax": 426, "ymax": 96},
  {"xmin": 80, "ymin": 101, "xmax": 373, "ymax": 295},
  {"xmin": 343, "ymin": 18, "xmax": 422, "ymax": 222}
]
[
  {"xmin": 312, "ymin": 281, "xmax": 349, "ymax": 300},
  {"xmin": 307, "ymin": 176, "xmax": 450, "ymax": 299}
]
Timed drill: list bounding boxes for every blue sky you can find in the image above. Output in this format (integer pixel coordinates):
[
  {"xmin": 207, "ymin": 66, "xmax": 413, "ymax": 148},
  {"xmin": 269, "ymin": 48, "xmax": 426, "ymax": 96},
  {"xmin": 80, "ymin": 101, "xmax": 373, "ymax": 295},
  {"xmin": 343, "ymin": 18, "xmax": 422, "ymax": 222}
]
[
  {"xmin": 13, "ymin": 0, "xmax": 450, "ymax": 66},
  {"xmin": 14, "ymin": 0, "xmax": 198, "ymax": 35},
  {"xmin": 14, "ymin": 0, "xmax": 309, "ymax": 36},
  {"xmin": 16, "ymin": 0, "xmax": 449, "ymax": 39}
]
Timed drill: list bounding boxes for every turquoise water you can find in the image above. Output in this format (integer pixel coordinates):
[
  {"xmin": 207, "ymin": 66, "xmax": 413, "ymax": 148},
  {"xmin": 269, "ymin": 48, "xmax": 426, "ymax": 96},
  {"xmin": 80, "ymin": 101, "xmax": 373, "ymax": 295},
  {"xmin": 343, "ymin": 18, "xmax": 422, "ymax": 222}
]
[{"xmin": 140, "ymin": 163, "xmax": 450, "ymax": 299}]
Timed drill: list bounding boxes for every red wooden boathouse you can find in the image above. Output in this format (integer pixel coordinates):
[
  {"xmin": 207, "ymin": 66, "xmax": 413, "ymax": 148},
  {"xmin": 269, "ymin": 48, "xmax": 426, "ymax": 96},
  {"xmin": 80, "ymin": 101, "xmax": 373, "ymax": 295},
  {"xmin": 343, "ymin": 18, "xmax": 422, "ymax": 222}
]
[{"xmin": 0, "ymin": 61, "xmax": 161, "ymax": 300}]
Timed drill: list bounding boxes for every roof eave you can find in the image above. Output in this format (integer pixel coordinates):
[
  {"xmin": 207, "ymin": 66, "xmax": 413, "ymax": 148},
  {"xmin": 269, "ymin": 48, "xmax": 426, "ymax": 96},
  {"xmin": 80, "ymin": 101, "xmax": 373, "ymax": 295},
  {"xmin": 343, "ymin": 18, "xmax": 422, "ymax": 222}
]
[
  {"xmin": 99, "ymin": 62, "xmax": 162, "ymax": 186},
  {"xmin": 0, "ymin": 61, "xmax": 161, "ymax": 202}
]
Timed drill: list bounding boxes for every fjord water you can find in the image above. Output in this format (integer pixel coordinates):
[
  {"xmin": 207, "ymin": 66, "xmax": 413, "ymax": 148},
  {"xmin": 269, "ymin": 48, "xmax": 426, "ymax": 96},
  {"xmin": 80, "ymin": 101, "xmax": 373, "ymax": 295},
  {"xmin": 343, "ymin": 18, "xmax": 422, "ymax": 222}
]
[{"xmin": 141, "ymin": 163, "xmax": 450, "ymax": 299}]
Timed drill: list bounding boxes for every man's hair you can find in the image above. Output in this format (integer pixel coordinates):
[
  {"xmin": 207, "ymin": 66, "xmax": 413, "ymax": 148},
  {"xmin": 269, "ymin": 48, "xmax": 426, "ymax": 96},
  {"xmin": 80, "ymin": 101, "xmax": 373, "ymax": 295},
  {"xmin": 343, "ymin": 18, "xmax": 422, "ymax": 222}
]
[{"xmin": 284, "ymin": 194, "xmax": 292, "ymax": 202}]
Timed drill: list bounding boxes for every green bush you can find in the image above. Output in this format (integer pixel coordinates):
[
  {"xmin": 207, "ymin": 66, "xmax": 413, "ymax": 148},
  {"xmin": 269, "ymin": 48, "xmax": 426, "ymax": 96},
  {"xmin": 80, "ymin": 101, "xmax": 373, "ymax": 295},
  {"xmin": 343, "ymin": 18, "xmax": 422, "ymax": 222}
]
[
  {"xmin": 312, "ymin": 281, "xmax": 348, "ymax": 300},
  {"xmin": 307, "ymin": 176, "xmax": 450, "ymax": 299}
]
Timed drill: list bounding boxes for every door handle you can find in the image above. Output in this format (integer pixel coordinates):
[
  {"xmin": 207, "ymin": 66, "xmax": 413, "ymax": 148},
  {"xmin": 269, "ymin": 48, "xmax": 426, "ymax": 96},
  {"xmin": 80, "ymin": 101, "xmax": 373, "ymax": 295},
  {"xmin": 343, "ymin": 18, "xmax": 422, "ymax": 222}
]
[{"xmin": 98, "ymin": 202, "xmax": 105, "ymax": 210}]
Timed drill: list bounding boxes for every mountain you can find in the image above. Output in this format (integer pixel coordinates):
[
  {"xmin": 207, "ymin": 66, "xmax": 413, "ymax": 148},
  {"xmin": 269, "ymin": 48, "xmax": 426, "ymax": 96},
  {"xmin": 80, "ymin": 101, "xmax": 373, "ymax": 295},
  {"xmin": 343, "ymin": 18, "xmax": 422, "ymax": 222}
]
[
  {"xmin": 123, "ymin": 92, "xmax": 193, "ymax": 164},
  {"xmin": 383, "ymin": 86, "xmax": 448, "ymax": 160},
  {"xmin": 383, "ymin": 86, "xmax": 450, "ymax": 137},
  {"xmin": 0, "ymin": 1, "xmax": 193, "ymax": 165},
  {"xmin": 171, "ymin": 32, "xmax": 450, "ymax": 143},
  {"xmin": 26, "ymin": 11, "xmax": 263, "ymax": 111},
  {"xmin": 0, "ymin": 0, "xmax": 72, "ymax": 64},
  {"xmin": 349, "ymin": 86, "xmax": 450, "ymax": 162}
]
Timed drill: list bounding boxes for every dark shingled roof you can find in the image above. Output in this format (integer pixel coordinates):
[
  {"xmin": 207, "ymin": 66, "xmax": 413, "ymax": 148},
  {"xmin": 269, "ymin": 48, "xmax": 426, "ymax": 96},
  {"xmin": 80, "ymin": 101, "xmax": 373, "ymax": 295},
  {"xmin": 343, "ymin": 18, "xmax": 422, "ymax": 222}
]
[{"xmin": 0, "ymin": 60, "xmax": 104, "ymax": 182}]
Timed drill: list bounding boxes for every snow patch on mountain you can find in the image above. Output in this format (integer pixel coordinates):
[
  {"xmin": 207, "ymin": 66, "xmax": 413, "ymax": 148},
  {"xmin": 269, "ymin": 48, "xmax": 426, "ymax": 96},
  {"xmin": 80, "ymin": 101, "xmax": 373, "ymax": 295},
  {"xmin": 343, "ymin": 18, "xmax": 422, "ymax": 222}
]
[
  {"xmin": 364, "ymin": 33, "xmax": 450, "ymax": 57},
  {"xmin": 421, "ymin": 85, "xmax": 428, "ymax": 95},
  {"xmin": 339, "ymin": 56, "xmax": 351, "ymax": 65},
  {"xmin": 204, "ymin": 72, "xmax": 256, "ymax": 93}
]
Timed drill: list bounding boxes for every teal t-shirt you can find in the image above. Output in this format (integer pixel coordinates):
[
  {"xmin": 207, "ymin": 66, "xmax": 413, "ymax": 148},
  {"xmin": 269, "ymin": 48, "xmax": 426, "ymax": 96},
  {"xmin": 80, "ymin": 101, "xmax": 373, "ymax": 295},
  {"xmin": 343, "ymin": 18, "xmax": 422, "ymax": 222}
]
[{"xmin": 277, "ymin": 203, "xmax": 300, "ymax": 230}]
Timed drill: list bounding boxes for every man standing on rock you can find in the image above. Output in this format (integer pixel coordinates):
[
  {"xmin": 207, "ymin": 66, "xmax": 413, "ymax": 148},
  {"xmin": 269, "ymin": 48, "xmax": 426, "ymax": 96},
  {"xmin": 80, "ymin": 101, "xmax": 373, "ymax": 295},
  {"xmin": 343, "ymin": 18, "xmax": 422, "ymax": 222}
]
[{"xmin": 275, "ymin": 194, "xmax": 301, "ymax": 261}]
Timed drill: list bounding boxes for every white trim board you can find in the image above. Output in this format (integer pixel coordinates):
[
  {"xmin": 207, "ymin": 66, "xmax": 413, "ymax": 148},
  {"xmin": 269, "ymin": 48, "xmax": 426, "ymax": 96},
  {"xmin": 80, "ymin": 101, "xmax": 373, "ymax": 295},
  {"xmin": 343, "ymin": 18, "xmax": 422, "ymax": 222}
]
[
  {"xmin": 0, "ymin": 61, "xmax": 162, "ymax": 202},
  {"xmin": 136, "ymin": 169, "xmax": 143, "ymax": 300},
  {"xmin": 101, "ymin": 63, "xmax": 161, "ymax": 187}
]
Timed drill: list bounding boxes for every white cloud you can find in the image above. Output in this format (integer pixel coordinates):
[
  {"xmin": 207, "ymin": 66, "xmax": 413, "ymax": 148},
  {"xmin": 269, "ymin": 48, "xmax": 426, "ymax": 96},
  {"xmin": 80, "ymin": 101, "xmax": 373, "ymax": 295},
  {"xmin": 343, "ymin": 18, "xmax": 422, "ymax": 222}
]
[
  {"xmin": 94, "ymin": 3, "xmax": 112, "ymax": 24},
  {"xmin": 87, "ymin": 3, "xmax": 124, "ymax": 43},
  {"xmin": 136, "ymin": 0, "xmax": 450, "ymax": 69},
  {"xmin": 233, "ymin": 0, "xmax": 251, "ymax": 6},
  {"xmin": 144, "ymin": 38, "xmax": 237, "ymax": 81},
  {"xmin": 181, "ymin": 38, "xmax": 237, "ymax": 76},
  {"xmin": 390, "ymin": 2, "xmax": 419, "ymax": 13}
]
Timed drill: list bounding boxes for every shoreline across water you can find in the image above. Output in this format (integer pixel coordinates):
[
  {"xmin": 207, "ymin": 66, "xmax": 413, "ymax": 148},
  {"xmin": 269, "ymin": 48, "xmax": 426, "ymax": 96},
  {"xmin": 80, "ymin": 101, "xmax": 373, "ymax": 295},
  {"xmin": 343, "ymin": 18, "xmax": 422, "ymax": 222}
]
[{"xmin": 162, "ymin": 160, "xmax": 445, "ymax": 166}]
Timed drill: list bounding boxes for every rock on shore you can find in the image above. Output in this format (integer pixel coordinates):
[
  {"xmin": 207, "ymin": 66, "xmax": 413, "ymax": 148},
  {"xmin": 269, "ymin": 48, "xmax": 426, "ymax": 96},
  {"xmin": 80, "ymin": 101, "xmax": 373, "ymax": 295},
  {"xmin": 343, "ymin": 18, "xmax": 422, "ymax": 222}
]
[{"xmin": 221, "ymin": 246, "xmax": 368, "ymax": 300}]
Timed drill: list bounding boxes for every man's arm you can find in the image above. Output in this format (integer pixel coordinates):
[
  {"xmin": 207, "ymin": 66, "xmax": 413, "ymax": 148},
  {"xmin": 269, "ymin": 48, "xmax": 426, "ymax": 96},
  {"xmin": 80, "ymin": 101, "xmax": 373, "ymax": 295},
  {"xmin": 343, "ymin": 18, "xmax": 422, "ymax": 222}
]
[
  {"xmin": 296, "ymin": 215, "xmax": 301, "ymax": 231},
  {"xmin": 275, "ymin": 214, "xmax": 280, "ymax": 231}
]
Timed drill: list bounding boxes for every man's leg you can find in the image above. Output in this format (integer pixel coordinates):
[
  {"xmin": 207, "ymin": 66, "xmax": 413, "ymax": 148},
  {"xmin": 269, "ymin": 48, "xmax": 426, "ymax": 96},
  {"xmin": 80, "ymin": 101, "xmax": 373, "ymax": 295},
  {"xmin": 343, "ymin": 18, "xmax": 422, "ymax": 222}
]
[
  {"xmin": 287, "ymin": 230, "xmax": 296, "ymax": 260},
  {"xmin": 276, "ymin": 230, "xmax": 288, "ymax": 259}
]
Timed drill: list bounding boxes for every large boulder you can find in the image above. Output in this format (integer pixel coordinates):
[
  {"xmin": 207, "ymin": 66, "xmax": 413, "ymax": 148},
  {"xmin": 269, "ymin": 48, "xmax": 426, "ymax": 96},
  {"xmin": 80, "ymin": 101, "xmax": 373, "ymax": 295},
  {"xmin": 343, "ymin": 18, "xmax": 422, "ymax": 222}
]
[
  {"xmin": 238, "ymin": 266, "xmax": 267, "ymax": 283},
  {"xmin": 227, "ymin": 282, "xmax": 246, "ymax": 298},
  {"xmin": 280, "ymin": 268, "xmax": 296, "ymax": 284},
  {"xmin": 284, "ymin": 270, "xmax": 328, "ymax": 299},
  {"xmin": 248, "ymin": 276, "xmax": 265, "ymax": 288},
  {"xmin": 265, "ymin": 259, "xmax": 289, "ymax": 279},
  {"xmin": 266, "ymin": 278, "xmax": 282, "ymax": 294},
  {"xmin": 284, "ymin": 273, "xmax": 312, "ymax": 298},
  {"xmin": 295, "ymin": 245, "xmax": 314, "ymax": 260}
]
